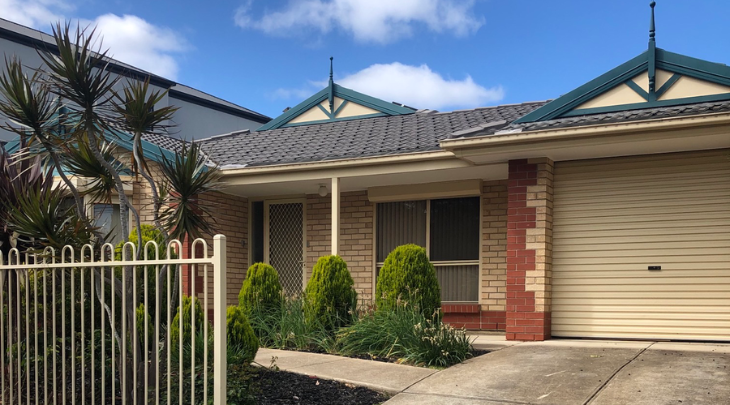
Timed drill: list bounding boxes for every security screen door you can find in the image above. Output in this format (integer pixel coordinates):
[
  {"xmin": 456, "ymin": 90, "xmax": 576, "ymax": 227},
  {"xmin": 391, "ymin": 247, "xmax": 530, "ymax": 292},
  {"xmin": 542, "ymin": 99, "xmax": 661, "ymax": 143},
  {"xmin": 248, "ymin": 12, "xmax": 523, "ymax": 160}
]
[{"xmin": 265, "ymin": 200, "xmax": 306, "ymax": 294}]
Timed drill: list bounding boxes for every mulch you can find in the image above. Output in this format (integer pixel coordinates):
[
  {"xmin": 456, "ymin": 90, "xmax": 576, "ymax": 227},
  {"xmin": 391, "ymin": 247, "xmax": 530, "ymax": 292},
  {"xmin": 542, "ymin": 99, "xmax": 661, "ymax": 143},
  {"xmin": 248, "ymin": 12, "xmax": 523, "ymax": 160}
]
[{"xmin": 253, "ymin": 368, "xmax": 390, "ymax": 405}]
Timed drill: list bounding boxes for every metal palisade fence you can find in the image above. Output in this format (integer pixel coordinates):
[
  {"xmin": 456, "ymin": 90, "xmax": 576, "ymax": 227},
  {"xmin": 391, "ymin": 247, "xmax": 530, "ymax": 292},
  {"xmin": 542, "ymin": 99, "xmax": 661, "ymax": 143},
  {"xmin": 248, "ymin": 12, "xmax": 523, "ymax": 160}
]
[{"xmin": 0, "ymin": 234, "xmax": 228, "ymax": 405}]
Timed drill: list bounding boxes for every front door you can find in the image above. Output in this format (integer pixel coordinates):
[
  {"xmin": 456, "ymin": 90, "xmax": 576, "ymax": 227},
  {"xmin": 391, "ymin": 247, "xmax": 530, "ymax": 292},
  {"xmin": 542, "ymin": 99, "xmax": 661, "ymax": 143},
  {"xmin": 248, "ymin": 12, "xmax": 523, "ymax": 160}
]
[{"xmin": 265, "ymin": 200, "xmax": 306, "ymax": 295}]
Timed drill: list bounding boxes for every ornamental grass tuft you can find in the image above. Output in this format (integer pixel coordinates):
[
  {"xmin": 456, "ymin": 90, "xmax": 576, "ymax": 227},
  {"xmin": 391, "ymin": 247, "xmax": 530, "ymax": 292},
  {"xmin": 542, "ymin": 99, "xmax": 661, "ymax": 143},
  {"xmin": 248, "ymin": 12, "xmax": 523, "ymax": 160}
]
[{"xmin": 336, "ymin": 304, "xmax": 473, "ymax": 368}]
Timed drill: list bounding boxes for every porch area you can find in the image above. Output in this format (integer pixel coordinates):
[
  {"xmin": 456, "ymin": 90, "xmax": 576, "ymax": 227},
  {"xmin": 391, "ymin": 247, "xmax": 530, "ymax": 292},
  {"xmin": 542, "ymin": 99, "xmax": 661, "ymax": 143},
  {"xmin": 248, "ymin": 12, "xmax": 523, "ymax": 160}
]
[{"xmin": 216, "ymin": 154, "xmax": 554, "ymax": 341}]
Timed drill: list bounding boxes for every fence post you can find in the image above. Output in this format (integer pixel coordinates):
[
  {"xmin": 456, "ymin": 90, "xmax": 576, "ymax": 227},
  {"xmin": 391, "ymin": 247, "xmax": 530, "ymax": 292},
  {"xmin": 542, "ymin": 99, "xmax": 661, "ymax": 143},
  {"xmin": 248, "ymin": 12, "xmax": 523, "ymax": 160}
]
[{"xmin": 213, "ymin": 234, "xmax": 227, "ymax": 405}]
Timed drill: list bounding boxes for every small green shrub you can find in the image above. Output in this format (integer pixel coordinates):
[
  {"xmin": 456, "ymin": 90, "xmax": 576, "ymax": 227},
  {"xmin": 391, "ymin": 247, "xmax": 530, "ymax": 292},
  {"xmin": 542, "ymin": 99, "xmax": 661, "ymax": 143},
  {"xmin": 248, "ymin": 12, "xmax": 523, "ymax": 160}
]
[
  {"xmin": 170, "ymin": 295, "xmax": 207, "ymax": 349},
  {"xmin": 135, "ymin": 303, "xmax": 154, "ymax": 350},
  {"xmin": 238, "ymin": 263, "xmax": 283, "ymax": 312},
  {"xmin": 376, "ymin": 244, "xmax": 441, "ymax": 316},
  {"xmin": 226, "ymin": 306, "xmax": 259, "ymax": 364},
  {"xmin": 304, "ymin": 255, "xmax": 357, "ymax": 330},
  {"xmin": 336, "ymin": 305, "xmax": 472, "ymax": 367}
]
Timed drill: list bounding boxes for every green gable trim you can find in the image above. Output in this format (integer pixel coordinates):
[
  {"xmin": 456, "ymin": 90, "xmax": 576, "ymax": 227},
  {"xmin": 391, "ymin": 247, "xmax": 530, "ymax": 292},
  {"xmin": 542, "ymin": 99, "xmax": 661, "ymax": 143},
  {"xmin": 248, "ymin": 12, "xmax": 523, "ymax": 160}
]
[
  {"xmin": 515, "ymin": 48, "xmax": 730, "ymax": 124},
  {"xmin": 560, "ymin": 93, "xmax": 730, "ymax": 118},
  {"xmin": 281, "ymin": 112, "xmax": 387, "ymax": 128},
  {"xmin": 257, "ymin": 82, "xmax": 414, "ymax": 131},
  {"xmin": 655, "ymin": 73, "xmax": 681, "ymax": 99},
  {"xmin": 514, "ymin": 51, "xmax": 649, "ymax": 123},
  {"xmin": 333, "ymin": 99, "xmax": 349, "ymax": 117},
  {"xmin": 624, "ymin": 80, "xmax": 649, "ymax": 101}
]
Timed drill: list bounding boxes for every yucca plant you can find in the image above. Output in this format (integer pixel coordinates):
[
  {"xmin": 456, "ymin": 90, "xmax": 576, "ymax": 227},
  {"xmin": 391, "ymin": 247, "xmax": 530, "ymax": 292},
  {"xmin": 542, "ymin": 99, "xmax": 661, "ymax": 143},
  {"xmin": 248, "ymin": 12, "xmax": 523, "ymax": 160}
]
[
  {"xmin": 0, "ymin": 21, "xmax": 225, "ymax": 402},
  {"xmin": 158, "ymin": 141, "xmax": 221, "ymax": 241}
]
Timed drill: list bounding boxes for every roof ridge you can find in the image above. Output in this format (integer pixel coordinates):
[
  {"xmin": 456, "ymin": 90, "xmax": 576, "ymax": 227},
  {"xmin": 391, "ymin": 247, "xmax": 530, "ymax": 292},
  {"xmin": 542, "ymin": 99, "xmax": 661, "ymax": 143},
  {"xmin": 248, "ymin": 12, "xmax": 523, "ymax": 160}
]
[{"xmin": 196, "ymin": 129, "xmax": 251, "ymax": 142}]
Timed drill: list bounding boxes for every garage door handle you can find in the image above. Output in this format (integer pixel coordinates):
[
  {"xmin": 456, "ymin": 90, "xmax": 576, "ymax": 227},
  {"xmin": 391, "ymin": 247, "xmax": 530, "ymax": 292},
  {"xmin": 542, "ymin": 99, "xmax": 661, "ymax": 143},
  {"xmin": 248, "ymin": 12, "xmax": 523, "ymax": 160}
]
[{"xmin": 648, "ymin": 266, "xmax": 661, "ymax": 271}]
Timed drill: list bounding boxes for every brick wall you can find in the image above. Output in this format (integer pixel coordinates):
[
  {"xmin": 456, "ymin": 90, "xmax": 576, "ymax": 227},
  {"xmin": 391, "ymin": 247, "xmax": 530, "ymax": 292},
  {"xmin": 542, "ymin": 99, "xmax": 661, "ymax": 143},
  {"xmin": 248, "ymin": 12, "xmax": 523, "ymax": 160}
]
[
  {"xmin": 306, "ymin": 191, "xmax": 375, "ymax": 302},
  {"xmin": 505, "ymin": 158, "xmax": 554, "ymax": 341}
]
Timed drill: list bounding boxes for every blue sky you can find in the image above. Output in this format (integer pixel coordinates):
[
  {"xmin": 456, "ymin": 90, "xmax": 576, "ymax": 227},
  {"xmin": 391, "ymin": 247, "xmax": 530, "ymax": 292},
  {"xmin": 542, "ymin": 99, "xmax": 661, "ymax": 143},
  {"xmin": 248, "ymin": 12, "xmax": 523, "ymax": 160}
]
[{"xmin": 4, "ymin": 0, "xmax": 730, "ymax": 118}]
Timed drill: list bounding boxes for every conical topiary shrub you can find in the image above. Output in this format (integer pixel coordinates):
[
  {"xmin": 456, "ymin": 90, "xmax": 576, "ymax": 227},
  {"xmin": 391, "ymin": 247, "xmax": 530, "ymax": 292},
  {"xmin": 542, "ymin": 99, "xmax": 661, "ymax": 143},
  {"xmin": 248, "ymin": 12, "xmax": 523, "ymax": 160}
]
[
  {"xmin": 238, "ymin": 263, "xmax": 283, "ymax": 312},
  {"xmin": 376, "ymin": 244, "xmax": 441, "ymax": 316},
  {"xmin": 304, "ymin": 255, "xmax": 357, "ymax": 330},
  {"xmin": 170, "ymin": 295, "xmax": 207, "ymax": 349},
  {"xmin": 226, "ymin": 305, "xmax": 259, "ymax": 365}
]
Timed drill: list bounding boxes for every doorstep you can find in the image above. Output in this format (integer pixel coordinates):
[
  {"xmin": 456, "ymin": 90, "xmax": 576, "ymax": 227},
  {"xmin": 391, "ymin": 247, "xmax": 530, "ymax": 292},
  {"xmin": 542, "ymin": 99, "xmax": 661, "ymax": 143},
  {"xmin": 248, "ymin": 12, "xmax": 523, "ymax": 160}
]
[{"xmin": 253, "ymin": 348, "xmax": 438, "ymax": 394}]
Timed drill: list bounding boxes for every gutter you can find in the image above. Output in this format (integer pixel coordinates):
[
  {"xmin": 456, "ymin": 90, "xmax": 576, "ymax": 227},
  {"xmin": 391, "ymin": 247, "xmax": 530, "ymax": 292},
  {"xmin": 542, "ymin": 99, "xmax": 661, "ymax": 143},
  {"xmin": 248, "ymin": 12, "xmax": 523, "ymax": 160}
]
[
  {"xmin": 440, "ymin": 111, "xmax": 730, "ymax": 150},
  {"xmin": 218, "ymin": 150, "xmax": 459, "ymax": 177}
]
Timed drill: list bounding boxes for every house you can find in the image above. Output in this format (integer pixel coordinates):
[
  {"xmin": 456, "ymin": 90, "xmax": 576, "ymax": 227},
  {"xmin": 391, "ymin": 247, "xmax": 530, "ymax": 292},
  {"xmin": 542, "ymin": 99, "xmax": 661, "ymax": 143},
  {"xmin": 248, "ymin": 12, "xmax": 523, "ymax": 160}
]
[
  {"xmin": 3, "ymin": 6, "xmax": 728, "ymax": 343},
  {"xmin": 0, "ymin": 17, "xmax": 271, "ymax": 143},
  {"xmin": 193, "ymin": 6, "xmax": 729, "ymax": 342}
]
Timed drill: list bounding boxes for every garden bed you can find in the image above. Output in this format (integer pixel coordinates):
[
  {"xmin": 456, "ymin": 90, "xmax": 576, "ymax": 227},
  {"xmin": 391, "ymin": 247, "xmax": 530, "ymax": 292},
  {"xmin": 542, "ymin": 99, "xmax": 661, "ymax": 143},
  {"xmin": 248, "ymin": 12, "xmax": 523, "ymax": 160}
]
[{"xmin": 253, "ymin": 368, "xmax": 389, "ymax": 405}]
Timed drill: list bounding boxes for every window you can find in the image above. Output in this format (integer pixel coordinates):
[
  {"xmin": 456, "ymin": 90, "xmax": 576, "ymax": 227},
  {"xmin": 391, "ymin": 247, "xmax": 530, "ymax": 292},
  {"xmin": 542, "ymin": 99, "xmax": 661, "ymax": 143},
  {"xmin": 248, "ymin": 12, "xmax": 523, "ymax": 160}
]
[
  {"xmin": 94, "ymin": 203, "xmax": 122, "ymax": 246},
  {"xmin": 376, "ymin": 197, "xmax": 480, "ymax": 302},
  {"xmin": 250, "ymin": 201, "xmax": 264, "ymax": 264}
]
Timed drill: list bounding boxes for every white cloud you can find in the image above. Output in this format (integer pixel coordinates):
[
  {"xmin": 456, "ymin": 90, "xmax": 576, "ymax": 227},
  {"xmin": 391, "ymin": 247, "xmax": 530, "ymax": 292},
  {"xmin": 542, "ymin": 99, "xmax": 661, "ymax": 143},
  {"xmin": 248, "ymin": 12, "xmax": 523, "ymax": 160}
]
[
  {"xmin": 87, "ymin": 14, "xmax": 188, "ymax": 80},
  {"xmin": 235, "ymin": 0, "xmax": 484, "ymax": 44},
  {"xmin": 0, "ymin": 0, "xmax": 188, "ymax": 80},
  {"xmin": 0, "ymin": 0, "xmax": 71, "ymax": 28},
  {"xmin": 275, "ymin": 62, "xmax": 503, "ymax": 110}
]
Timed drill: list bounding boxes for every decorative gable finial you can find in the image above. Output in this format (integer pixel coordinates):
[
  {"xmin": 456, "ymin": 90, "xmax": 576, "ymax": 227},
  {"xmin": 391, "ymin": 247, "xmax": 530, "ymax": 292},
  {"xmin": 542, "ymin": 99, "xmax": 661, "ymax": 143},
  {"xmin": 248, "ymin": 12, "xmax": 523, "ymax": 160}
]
[
  {"xmin": 648, "ymin": 2, "xmax": 657, "ymax": 99},
  {"xmin": 649, "ymin": 1, "xmax": 656, "ymax": 43},
  {"xmin": 329, "ymin": 56, "xmax": 335, "ymax": 113}
]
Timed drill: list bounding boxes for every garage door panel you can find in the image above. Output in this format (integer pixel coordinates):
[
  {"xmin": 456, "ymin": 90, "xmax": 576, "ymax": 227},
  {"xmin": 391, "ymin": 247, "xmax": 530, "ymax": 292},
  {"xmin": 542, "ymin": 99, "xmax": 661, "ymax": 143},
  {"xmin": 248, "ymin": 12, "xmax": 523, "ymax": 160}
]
[
  {"xmin": 552, "ymin": 149, "xmax": 730, "ymax": 341},
  {"xmin": 560, "ymin": 189, "xmax": 730, "ymax": 210},
  {"xmin": 554, "ymin": 276, "xmax": 730, "ymax": 285},
  {"xmin": 553, "ymin": 277, "xmax": 730, "ymax": 288},
  {"xmin": 554, "ymin": 318, "xmax": 730, "ymax": 328},
  {"xmin": 557, "ymin": 178, "xmax": 729, "ymax": 198},
  {"xmin": 555, "ymin": 256, "xmax": 730, "ymax": 266},
  {"xmin": 554, "ymin": 310, "xmax": 730, "ymax": 319},
  {"xmin": 554, "ymin": 240, "xmax": 730, "ymax": 252},
  {"xmin": 555, "ymin": 232, "xmax": 730, "ymax": 245},
  {"xmin": 554, "ymin": 203, "xmax": 730, "ymax": 220},
  {"xmin": 555, "ymin": 211, "xmax": 730, "ymax": 225},
  {"xmin": 554, "ymin": 220, "xmax": 730, "ymax": 233}
]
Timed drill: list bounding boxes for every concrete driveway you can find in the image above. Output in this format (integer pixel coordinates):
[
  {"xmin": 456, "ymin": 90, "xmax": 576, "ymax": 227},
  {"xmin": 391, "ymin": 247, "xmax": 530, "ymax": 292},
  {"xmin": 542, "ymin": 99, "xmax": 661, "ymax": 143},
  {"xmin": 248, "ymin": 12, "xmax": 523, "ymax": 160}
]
[{"xmin": 386, "ymin": 340, "xmax": 730, "ymax": 405}]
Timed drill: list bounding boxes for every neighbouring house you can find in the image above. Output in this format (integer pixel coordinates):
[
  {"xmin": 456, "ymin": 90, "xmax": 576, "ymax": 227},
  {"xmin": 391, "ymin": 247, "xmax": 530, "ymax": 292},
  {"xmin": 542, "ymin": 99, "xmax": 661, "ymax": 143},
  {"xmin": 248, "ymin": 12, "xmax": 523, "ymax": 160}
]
[
  {"xmin": 3, "ymin": 10, "xmax": 729, "ymax": 343},
  {"xmin": 0, "ymin": 17, "xmax": 271, "ymax": 143}
]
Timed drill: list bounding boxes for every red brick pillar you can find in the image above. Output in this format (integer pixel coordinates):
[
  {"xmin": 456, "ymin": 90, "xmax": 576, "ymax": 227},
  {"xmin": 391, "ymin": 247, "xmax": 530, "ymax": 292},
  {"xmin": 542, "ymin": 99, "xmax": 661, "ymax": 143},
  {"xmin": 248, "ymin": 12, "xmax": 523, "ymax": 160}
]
[{"xmin": 506, "ymin": 158, "xmax": 554, "ymax": 341}]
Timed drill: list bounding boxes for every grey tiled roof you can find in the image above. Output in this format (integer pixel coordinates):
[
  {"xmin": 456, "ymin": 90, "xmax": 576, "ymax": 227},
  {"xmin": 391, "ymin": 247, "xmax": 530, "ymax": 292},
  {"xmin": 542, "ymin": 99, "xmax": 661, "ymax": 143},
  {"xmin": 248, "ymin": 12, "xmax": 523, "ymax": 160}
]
[
  {"xmin": 505, "ymin": 100, "xmax": 730, "ymax": 133},
  {"xmin": 198, "ymin": 101, "xmax": 548, "ymax": 167},
  {"xmin": 142, "ymin": 133, "xmax": 187, "ymax": 153}
]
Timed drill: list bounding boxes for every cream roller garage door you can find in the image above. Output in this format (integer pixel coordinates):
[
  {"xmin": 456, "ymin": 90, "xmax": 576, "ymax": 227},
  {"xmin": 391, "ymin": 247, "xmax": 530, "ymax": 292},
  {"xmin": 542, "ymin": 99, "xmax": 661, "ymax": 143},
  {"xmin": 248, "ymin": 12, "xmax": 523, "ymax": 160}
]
[{"xmin": 552, "ymin": 149, "xmax": 730, "ymax": 341}]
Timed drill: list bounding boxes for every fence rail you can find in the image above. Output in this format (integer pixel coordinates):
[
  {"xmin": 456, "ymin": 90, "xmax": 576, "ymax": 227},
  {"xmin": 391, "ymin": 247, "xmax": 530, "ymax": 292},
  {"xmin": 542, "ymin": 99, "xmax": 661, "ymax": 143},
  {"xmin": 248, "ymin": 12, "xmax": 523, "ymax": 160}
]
[{"xmin": 0, "ymin": 234, "xmax": 228, "ymax": 405}]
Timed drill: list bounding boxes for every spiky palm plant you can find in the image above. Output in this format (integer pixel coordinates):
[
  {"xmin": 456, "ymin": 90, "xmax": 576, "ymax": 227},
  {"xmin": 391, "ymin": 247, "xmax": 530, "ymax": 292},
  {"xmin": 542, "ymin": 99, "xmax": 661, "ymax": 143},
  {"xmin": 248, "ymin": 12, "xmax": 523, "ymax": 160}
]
[{"xmin": 159, "ymin": 141, "xmax": 221, "ymax": 241}]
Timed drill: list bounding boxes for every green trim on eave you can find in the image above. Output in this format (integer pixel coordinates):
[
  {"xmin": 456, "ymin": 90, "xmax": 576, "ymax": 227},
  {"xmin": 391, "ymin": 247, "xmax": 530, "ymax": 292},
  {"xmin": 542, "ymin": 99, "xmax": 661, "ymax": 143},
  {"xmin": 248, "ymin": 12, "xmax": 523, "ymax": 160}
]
[
  {"xmin": 280, "ymin": 112, "xmax": 388, "ymax": 127},
  {"xmin": 3, "ymin": 130, "xmax": 177, "ymax": 165},
  {"xmin": 561, "ymin": 93, "xmax": 730, "ymax": 117},
  {"xmin": 515, "ymin": 47, "xmax": 730, "ymax": 124},
  {"xmin": 256, "ymin": 82, "xmax": 414, "ymax": 131}
]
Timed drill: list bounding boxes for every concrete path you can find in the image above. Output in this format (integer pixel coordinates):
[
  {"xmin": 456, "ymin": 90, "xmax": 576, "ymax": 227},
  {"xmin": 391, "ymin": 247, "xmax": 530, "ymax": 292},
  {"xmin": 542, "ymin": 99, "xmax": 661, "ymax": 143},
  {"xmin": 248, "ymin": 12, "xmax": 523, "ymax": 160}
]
[
  {"xmin": 253, "ymin": 348, "xmax": 436, "ymax": 394},
  {"xmin": 253, "ymin": 339, "xmax": 730, "ymax": 405}
]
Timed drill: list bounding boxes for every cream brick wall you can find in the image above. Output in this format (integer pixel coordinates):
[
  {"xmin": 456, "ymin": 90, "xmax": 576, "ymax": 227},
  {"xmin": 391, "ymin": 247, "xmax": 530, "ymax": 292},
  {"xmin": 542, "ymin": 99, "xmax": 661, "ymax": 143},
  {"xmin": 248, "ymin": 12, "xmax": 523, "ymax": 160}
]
[
  {"xmin": 306, "ymin": 191, "xmax": 375, "ymax": 302},
  {"xmin": 481, "ymin": 180, "xmax": 509, "ymax": 312},
  {"xmin": 524, "ymin": 157, "xmax": 554, "ymax": 312}
]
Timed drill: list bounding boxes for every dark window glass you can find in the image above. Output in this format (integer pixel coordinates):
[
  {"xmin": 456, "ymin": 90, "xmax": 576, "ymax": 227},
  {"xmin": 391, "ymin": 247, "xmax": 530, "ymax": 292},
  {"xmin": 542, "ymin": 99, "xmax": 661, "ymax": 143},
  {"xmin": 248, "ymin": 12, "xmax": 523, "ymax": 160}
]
[
  {"xmin": 251, "ymin": 201, "xmax": 264, "ymax": 264},
  {"xmin": 376, "ymin": 200, "xmax": 427, "ymax": 262},
  {"xmin": 429, "ymin": 197, "xmax": 480, "ymax": 261}
]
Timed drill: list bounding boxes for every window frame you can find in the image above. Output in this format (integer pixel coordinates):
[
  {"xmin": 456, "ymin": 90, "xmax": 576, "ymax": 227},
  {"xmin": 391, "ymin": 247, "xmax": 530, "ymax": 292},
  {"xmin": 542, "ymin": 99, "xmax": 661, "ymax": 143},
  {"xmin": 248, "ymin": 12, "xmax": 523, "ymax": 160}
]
[{"xmin": 374, "ymin": 196, "xmax": 482, "ymax": 304}]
